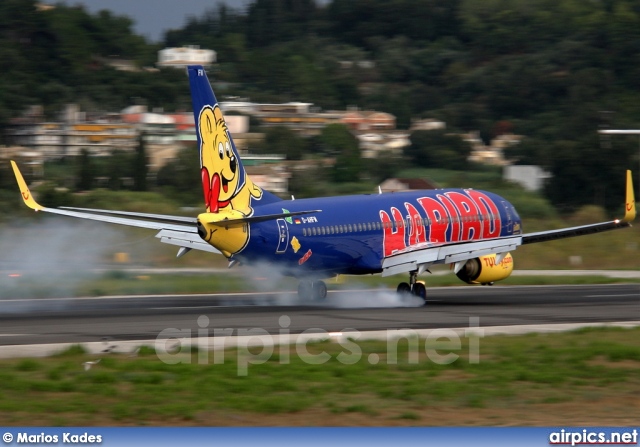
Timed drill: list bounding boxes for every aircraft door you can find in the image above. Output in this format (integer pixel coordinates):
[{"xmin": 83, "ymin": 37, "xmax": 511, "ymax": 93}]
[
  {"xmin": 501, "ymin": 201, "xmax": 513, "ymax": 233},
  {"xmin": 276, "ymin": 218, "xmax": 289, "ymax": 254}
]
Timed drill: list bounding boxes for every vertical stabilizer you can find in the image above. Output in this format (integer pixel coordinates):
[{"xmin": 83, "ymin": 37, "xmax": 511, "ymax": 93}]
[{"xmin": 187, "ymin": 65, "xmax": 279, "ymax": 215}]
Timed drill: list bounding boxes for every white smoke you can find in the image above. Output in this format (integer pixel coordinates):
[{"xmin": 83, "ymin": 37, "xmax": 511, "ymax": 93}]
[
  {"xmin": 328, "ymin": 287, "xmax": 425, "ymax": 308},
  {"xmin": 238, "ymin": 261, "xmax": 424, "ymax": 308},
  {"xmin": 0, "ymin": 219, "xmax": 426, "ymax": 310},
  {"xmin": 0, "ymin": 216, "xmax": 122, "ymax": 309}
]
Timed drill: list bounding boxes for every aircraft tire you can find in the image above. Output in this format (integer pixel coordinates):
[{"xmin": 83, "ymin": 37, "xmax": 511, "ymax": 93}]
[
  {"xmin": 312, "ymin": 280, "xmax": 327, "ymax": 300},
  {"xmin": 297, "ymin": 280, "xmax": 313, "ymax": 300},
  {"xmin": 397, "ymin": 282, "xmax": 411, "ymax": 295},
  {"xmin": 412, "ymin": 282, "xmax": 427, "ymax": 303}
]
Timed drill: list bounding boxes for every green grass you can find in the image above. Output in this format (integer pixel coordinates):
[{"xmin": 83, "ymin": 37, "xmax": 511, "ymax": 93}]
[{"xmin": 0, "ymin": 327, "xmax": 638, "ymax": 425}]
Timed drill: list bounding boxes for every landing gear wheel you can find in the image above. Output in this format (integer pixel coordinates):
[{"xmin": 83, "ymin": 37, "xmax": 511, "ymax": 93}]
[
  {"xmin": 312, "ymin": 280, "xmax": 327, "ymax": 300},
  {"xmin": 297, "ymin": 280, "xmax": 327, "ymax": 300},
  {"xmin": 412, "ymin": 282, "xmax": 427, "ymax": 303},
  {"xmin": 297, "ymin": 280, "xmax": 313, "ymax": 300},
  {"xmin": 397, "ymin": 282, "xmax": 411, "ymax": 295}
]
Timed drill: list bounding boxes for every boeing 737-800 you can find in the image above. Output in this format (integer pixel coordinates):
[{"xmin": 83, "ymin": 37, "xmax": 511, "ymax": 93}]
[{"xmin": 11, "ymin": 65, "xmax": 637, "ymax": 302}]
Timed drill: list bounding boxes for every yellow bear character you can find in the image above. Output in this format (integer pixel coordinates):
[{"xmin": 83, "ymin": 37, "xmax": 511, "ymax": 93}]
[
  {"xmin": 199, "ymin": 105, "xmax": 262, "ymax": 216},
  {"xmin": 197, "ymin": 105, "xmax": 263, "ymax": 255}
]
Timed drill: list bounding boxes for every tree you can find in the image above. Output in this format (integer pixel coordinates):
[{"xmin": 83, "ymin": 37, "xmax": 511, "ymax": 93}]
[
  {"xmin": 259, "ymin": 126, "xmax": 305, "ymax": 160},
  {"xmin": 406, "ymin": 130, "xmax": 471, "ymax": 170},
  {"xmin": 133, "ymin": 133, "xmax": 148, "ymax": 191},
  {"xmin": 321, "ymin": 124, "xmax": 362, "ymax": 183},
  {"xmin": 107, "ymin": 151, "xmax": 133, "ymax": 191},
  {"xmin": 156, "ymin": 147, "xmax": 202, "ymax": 204},
  {"xmin": 76, "ymin": 148, "xmax": 94, "ymax": 191}
]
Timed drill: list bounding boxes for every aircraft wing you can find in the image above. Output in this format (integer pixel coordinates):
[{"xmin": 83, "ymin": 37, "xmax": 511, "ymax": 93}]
[
  {"xmin": 10, "ymin": 161, "xmax": 220, "ymax": 255},
  {"xmin": 61, "ymin": 206, "xmax": 198, "ymax": 224},
  {"xmin": 382, "ymin": 170, "xmax": 635, "ymax": 277},
  {"xmin": 523, "ymin": 170, "xmax": 635, "ymax": 244},
  {"xmin": 381, "ymin": 236, "xmax": 522, "ymax": 276}
]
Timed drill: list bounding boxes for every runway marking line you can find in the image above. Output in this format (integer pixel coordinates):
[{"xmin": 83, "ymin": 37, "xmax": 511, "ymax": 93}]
[{"xmin": 586, "ymin": 294, "xmax": 639, "ymax": 298}]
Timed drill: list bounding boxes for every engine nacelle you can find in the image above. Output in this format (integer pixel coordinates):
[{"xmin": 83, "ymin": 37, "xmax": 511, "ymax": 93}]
[{"xmin": 455, "ymin": 253, "xmax": 514, "ymax": 285}]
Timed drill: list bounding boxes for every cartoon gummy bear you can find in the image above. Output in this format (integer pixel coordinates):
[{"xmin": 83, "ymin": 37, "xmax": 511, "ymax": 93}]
[
  {"xmin": 198, "ymin": 105, "xmax": 262, "ymax": 216},
  {"xmin": 197, "ymin": 105, "xmax": 263, "ymax": 256}
]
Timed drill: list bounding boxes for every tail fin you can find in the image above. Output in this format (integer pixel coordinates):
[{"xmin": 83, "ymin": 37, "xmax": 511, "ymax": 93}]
[{"xmin": 187, "ymin": 65, "xmax": 280, "ymax": 215}]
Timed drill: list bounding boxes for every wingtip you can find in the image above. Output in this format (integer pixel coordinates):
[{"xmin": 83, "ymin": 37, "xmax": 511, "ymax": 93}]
[
  {"xmin": 623, "ymin": 170, "xmax": 636, "ymax": 223},
  {"xmin": 10, "ymin": 160, "xmax": 43, "ymax": 211}
]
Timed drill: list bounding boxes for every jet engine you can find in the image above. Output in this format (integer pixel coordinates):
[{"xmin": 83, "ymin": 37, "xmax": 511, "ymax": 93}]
[{"xmin": 455, "ymin": 253, "xmax": 513, "ymax": 285}]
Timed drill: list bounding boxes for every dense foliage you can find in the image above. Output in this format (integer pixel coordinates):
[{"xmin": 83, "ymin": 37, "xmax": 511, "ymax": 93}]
[{"xmin": 1, "ymin": 0, "xmax": 639, "ymax": 212}]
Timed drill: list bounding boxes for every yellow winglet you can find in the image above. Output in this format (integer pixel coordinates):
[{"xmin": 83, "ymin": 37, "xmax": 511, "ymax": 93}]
[
  {"xmin": 623, "ymin": 170, "xmax": 636, "ymax": 222},
  {"xmin": 10, "ymin": 160, "xmax": 43, "ymax": 211}
]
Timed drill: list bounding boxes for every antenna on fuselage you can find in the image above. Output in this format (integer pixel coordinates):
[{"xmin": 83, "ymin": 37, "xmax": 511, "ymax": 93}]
[{"xmin": 378, "ymin": 186, "xmax": 382, "ymax": 194}]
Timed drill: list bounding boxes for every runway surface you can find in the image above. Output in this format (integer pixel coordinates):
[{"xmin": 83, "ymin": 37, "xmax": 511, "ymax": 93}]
[{"xmin": 0, "ymin": 284, "xmax": 637, "ymax": 346}]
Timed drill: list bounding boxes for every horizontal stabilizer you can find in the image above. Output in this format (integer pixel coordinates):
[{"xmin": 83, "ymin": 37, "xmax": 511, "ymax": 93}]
[{"xmin": 155, "ymin": 229, "xmax": 221, "ymax": 254}]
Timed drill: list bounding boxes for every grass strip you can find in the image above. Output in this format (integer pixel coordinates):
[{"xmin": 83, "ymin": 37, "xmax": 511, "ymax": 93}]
[{"xmin": 0, "ymin": 327, "xmax": 638, "ymax": 426}]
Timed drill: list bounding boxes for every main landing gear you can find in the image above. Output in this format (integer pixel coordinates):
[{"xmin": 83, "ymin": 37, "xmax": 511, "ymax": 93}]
[
  {"xmin": 397, "ymin": 270, "xmax": 427, "ymax": 303},
  {"xmin": 297, "ymin": 280, "xmax": 327, "ymax": 301}
]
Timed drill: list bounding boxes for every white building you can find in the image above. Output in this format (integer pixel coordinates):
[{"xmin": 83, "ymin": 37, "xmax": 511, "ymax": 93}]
[
  {"xmin": 504, "ymin": 165, "xmax": 551, "ymax": 192},
  {"xmin": 157, "ymin": 46, "xmax": 216, "ymax": 69}
]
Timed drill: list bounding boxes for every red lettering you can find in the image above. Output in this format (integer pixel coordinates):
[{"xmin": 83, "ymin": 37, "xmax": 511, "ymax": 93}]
[
  {"xmin": 437, "ymin": 194, "xmax": 461, "ymax": 242},
  {"xmin": 466, "ymin": 190, "xmax": 501, "ymax": 239},
  {"xmin": 404, "ymin": 202, "xmax": 426, "ymax": 245},
  {"xmin": 417, "ymin": 197, "xmax": 448, "ymax": 243},
  {"xmin": 483, "ymin": 256, "xmax": 496, "ymax": 267},
  {"xmin": 380, "ymin": 208, "xmax": 406, "ymax": 256},
  {"xmin": 445, "ymin": 192, "xmax": 483, "ymax": 241}
]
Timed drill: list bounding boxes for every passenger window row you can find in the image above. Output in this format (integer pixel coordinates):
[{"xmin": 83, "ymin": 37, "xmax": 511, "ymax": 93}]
[{"xmin": 301, "ymin": 214, "xmax": 497, "ymax": 237}]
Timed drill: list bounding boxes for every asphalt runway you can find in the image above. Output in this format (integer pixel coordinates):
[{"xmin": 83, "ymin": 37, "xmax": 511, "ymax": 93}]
[{"xmin": 0, "ymin": 284, "xmax": 637, "ymax": 346}]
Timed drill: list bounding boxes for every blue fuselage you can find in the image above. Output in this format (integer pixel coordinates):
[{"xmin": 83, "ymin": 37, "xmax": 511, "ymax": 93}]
[{"xmin": 235, "ymin": 189, "xmax": 522, "ymax": 278}]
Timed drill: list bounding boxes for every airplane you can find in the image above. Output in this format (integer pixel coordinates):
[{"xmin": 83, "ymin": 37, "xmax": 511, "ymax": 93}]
[{"xmin": 10, "ymin": 65, "xmax": 637, "ymax": 303}]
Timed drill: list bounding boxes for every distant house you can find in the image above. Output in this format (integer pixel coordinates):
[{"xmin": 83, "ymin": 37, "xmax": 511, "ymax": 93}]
[
  {"xmin": 504, "ymin": 165, "xmax": 551, "ymax": 192},
  {"xmin": 410, "ymin": 118, "xmax": 446, "ymax": 131},
  {"xmin": 246, "ymin": 164, "xmax": 291, "ymax": 195},
  {"xmin": 157, "ymin": 46, "xmax": 216, "ymax": 69},
  {"xmin": 357, "ymin": 131, "xmax": 410, "ymax": 158},
  {"xmin": 379, "ymin": 178, "xmax": 439, "ymax": 192},
  {"xmin": 341, "ymin": 110, "xmax": 395, "ymax": 131}
]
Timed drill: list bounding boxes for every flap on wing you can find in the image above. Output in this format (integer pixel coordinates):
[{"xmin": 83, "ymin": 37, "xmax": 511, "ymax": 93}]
[
  {"xmin": 381, "ymin": 236, "xmax": 522, "ymax": 277},
  {"xmin": 155, "ymin": 229, "xmax": 221, "ymax": 254}
]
